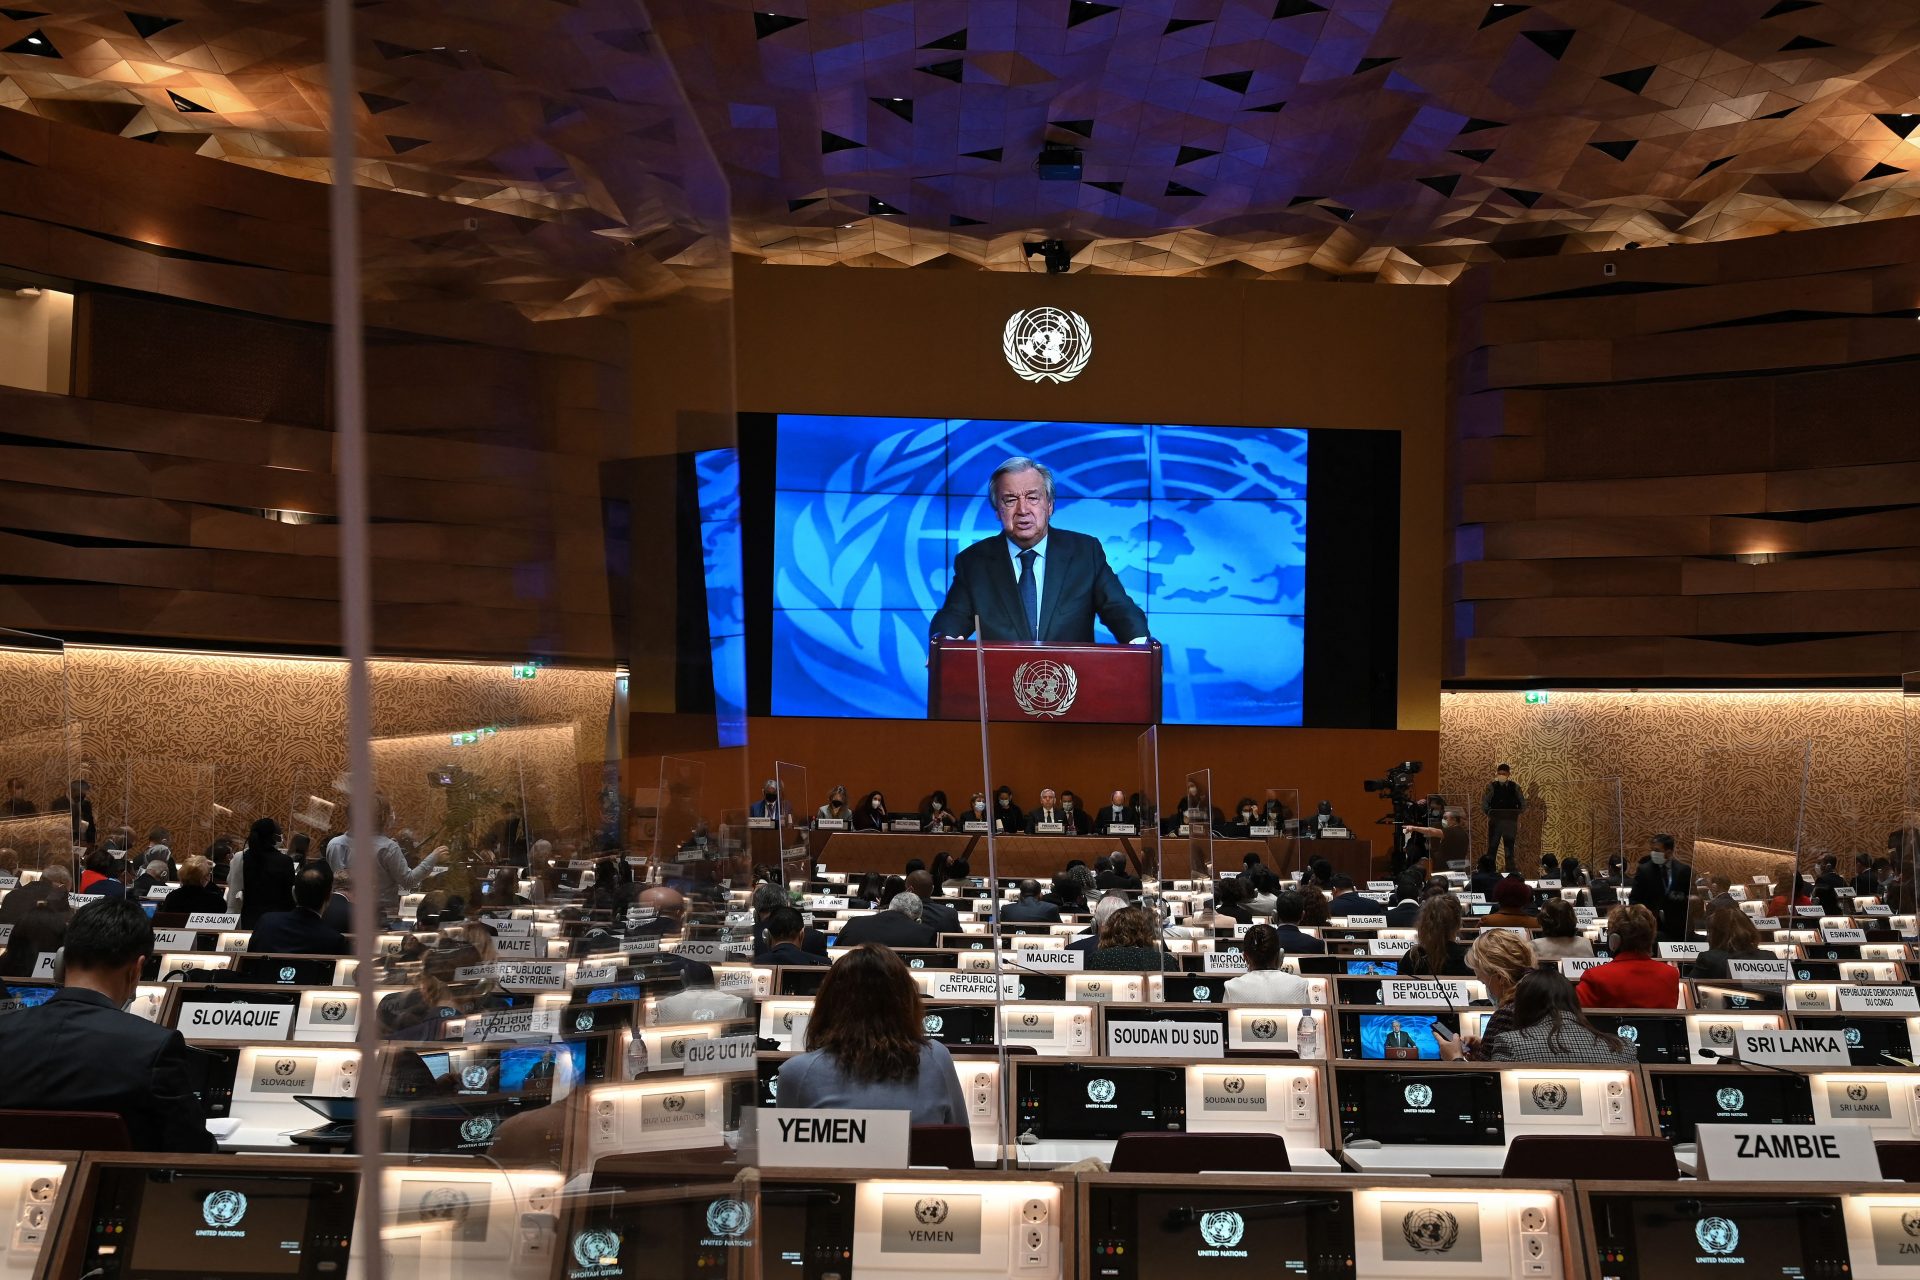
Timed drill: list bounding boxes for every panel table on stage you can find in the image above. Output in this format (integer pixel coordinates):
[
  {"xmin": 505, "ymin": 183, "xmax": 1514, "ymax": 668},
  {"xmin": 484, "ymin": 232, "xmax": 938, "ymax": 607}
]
[{"xmin": 802, "ymin": 830, "xmax": 1345, "ymax": 881}]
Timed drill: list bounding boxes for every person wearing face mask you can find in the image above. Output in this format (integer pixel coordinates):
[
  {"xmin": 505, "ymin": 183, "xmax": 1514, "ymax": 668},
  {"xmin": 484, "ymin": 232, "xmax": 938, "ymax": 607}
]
[
  {"xmin": 750, "ymin": 779, "xmax": 782, "ymax": 820},
  {"xmin": 963, "ymin": 793, "xmax": 990, "ymax": 827},
  {"xmin": 991, "ymin": 786, "xmax": 1026, "ymax": 834},
  {"xmin": 1481, "ymin": 763, "xmax": 1525, "ymax": 873},
  {"xmin": 816, "ymin": 785, "xmax": 851, "ymax": 824},
  {"xmin": 1627, "ymin": 834, "xmax": 1691, "ymax": 940},
  {"xmin": 0, "ymin": 898, "xmax": 215, "ymax": 1151},
  {"xmin": 1230, "ymin": 797, "xmax": 1263, "ymax": 839},
  {"xmin": 1057, "ymin": 790, "xmax": 1091, "ymax": 835},
  {"xmin": 852, "ymin": 790, "xmax": 892, "ymax": 832},
  {"xmin": 920, "ymin": 791, "xmax": 958, "ymax": 833},
  {"xmin": 1094, "ymin": 789, "xmax": 1139, "ymax": 835}
]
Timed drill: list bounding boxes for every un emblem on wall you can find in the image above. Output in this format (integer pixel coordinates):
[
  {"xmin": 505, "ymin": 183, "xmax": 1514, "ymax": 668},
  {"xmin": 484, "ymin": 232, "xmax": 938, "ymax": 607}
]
[
  {"xmin": 1402, "ymin": 1208, "xmax": 1461, "ymax": 1254},
  {"xmin": 1012, "ymin": 660, "xmax": 1078, "ymax": 718},
  {"xmin": 1002, "ymin": 307, "xmax": 1092, "ymax": 383}
]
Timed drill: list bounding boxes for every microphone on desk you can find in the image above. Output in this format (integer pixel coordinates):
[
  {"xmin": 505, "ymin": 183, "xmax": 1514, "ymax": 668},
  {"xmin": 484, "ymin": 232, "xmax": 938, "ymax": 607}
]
[{"xmin": 1691, "ymin": 1047, "xmax": 1810, "ymax": 1084}]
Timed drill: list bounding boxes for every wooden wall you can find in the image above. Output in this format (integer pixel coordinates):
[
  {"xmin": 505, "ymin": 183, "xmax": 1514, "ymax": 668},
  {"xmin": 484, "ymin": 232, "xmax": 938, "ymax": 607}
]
[
  {"xmin": 1448, "ymin": 217, "xmax": 1920, "ymax": 683},
  {"xmin": 0, "ymin": 107, "xmax": 634, "ymax": 662}
]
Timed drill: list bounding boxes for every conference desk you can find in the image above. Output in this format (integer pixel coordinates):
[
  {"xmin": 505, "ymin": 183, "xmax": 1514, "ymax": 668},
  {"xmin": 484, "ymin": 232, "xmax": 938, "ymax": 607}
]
[{"xmin": 750, "ymin": 828, "xmax": 1378, "ymax": 881}]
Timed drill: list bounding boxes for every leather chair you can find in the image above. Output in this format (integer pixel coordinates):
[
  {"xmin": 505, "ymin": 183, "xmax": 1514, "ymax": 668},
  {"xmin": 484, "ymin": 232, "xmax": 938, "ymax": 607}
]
[
  {"xmin": 0, "ymin": 1109, "xmax": 131, "ymax": 1152},
  {"xmin": 1109, "ymin": 1131, "xmax": 1292, "ymax": 1173},
  {"xmin": 1501, "ymin": 1135, "xmax": 1679, "ymax": 1180}
]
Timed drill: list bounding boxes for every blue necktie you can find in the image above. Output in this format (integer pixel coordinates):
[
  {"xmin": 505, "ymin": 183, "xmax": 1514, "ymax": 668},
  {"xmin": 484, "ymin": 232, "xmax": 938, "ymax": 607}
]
[{"xmin": 1018, "ymin": 547, "xmax": 1039, "ymax": 639}]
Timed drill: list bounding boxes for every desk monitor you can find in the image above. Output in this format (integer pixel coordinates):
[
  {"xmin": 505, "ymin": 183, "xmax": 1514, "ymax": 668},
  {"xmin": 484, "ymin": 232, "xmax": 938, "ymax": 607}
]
[
  {"xmin": 230, "ymin": 956, "xmax": 340, "ymax": 987},
  {"xmin": 1007, "ymin": 973, "xmax": 1068, "ymax": 1002},
  {"xmin": 70, "ymin": 1160, "xmax": 356, "ymax": 1279},
  {"xmin": 1343, "ymin": 959, "xmax": 1401, "ymax": 977},
  {"xmin": 1338, "ymin": 1011, "xmax": 1459, "ymax": 1061},
  {"xmin": 1692, "ymin": 983, "xmax": 1786, "ymax": 1011},
  {"xmin": 1792, "ymin": 1015, "xmax": 1916, "ymax": 1067},
  {"xmin": 850, "ymin": 1178, "xmax": 1063, "ymax": 1280},
  {"xmin": 1587, "ymin": 1014, "xmax": 1692, "ymax": 1065},
  {"xmin": 778, "ymin": 968, "xmax": 829, "ymax": 997},
  {"xmin": 1158, "ymin": 974, "xmax": 1231, "ymax": 1004},
  {"xmin": 1585, "ymin": 1192, "xmax": 1848, "ymax": 1280},
  {"xmin": 999, "ymin": 1003, "xmax": 1094, "ymax": 1056},
  {"xmin": 1015, "ymin": 1063, "xmax": 1185, "ymax": 1141},
  {"xmin": 559, "ymin": 1186, "xmax": 766, "ymax": 1280},
  {"xmin": 382, "ymin": 1166, "xmax": 564, "ymax": 1278},
  {"xmin": 0, "ymin": 980, "xmax": 56, "ymax": 1014},
  {"xmin": 184, "ymin": 1044, "xmax": 242, "ymax": 1118},
  {"xmin": 922, "ymin": 1003, "xmax": 1000, "ymax": 1047},
  {"xmin": 1335, "ymin": 1070, "xmax": 1504, "ymax": 1146},
  {"xmin": 1086, "ymin": 1184, "xmax": 1356, "ymax": 1279},
  {"xmin": 1649, "ymin": 1071, "xmax": 1815, "ymax": 1145}
]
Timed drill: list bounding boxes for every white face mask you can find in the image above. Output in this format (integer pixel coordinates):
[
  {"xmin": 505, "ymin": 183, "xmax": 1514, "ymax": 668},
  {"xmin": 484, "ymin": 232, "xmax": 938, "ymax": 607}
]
[
  {"xmin": 1649, "ymin": 850, "xmax": 1666, "ymax": 865},
  {"xmin": 872, "ymin": 800, "xmax": 884, "ymax": 811},
  {"xmin": 973, "ymin": 802, "xmax": 985, "ymax": 814}
]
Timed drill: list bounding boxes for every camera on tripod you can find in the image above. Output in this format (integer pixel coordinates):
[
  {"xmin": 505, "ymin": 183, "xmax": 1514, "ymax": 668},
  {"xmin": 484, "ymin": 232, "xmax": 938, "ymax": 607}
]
[{"xmin": 1363, "ymin": 760, "xmax": 1425, "ymax": 825}]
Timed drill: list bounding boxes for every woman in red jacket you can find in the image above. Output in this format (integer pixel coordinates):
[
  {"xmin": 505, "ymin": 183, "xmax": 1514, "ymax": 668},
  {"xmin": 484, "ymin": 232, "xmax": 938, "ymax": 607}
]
[{"xmin": 1576, "ymin": 904, "xmax": 1680, "ymax": 1009}]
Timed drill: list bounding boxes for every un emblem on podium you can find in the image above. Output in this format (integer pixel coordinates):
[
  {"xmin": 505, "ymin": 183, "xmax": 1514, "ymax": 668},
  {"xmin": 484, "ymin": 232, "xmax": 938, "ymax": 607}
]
[
  {"xmin": 1002, "ymin": 307, "xmax": 1092, "ymax": 383},
  {"xmin": 1012, "ymin": 659, "xmax": 1078, "ymax": 718}
]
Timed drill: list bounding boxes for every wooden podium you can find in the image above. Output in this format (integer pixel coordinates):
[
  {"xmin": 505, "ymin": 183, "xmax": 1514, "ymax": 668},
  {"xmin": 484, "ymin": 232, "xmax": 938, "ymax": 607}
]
[{"xmin": 928, "ymin": 639, "xmax": 1161, "ymax": 724}]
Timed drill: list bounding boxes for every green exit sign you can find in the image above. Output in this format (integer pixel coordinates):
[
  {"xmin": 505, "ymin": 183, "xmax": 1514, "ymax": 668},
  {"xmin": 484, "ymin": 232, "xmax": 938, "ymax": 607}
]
[
  {"xmin": 1524, "ymin": 690, "xmax": 1550, "ymax": 705},
  {"xmin": 512, "ymin": 662, "xmax": 541, "ymax": 680}
]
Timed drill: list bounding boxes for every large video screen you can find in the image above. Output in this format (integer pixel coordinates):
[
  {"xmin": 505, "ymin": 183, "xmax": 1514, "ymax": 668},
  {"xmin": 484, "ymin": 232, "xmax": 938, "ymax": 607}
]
[{"xmin": 769, "ymin": 416, "xmax": 1307, "ymax": 725}]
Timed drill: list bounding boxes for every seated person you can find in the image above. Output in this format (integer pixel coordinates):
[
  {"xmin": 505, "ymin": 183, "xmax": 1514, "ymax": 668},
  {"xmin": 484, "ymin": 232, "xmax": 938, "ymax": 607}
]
[
  {"xmin": 1094, "ymin": 852, "xmax": 1141, "ymax": 892},
  {"xmin": 1229, "ymin": 797, "xmax": 1264, "ymax": 839},
  {"xmin": 1476, "ymin": 970, "xmax": 1637, "ymax": 1064},
  {"xmin": 1576, "ymin": 905, "xmax": 1680, "ymax": 1009},
  {"xmin": 1224, "ymin": 924, "xmax": 1311, "ymax": 1004},
  {"xmin": 1028, "ymin": 788, "xmax": 1070, "ymax": 831},
  {"xmin": 1688, "ymin": 905, "xmax": 1771, "ymax": 980},
  {"xmin": 1468, "ymin": 853, "xmax": 1503, "ymax": 899},
  {"xmin": 1324, "ymin": 875, "xmax": 1386, "ymax": 917},
  {"xmin": 1087, "ymin": 904, "xmax": 1172, "ymax": 971},
  {"xmin": 77, "ymin": 847, "xmax": 125, "ymax": 899},
  {"xmin": 816, "ymin": 785, "xmax": 852, "ymax": 823},
  {"xmin": 1042, "ymin": 871, "xmax": 1088, "ymax": 915},
  {"xmin": 906, "ymin": 870, "xmax": 961, "ymax": 935},
  {"xmin": 851, "ymin": 789, "xmax": 892, "ymax": 832},
  {"xmin": 834, "ymin": 891, "xmax": 938, "ymax": 949},
  {"xmin": 1093, "ymin": 789, "xmax": 1138, "ymax": 834},
  {"xmin": 1210, "ymin": 875, "xmax": 1256, "ymax": 925},
  {"xmin": 751, "ymin": 881, "xmax": 829, "ymax": 958},
  {"xmin": 991, "ymin": 786, "xmax": 1025, "ymax": 833},
  {"xmin": 920, "ymin": 790, "xmax": 958, "ymax": 833},
  {"xmin": 1438, "ymin": 928, "xmax": 1534, "ymax": 1060},
  {"xmin": 247, "ymin": 861, "xmax": 351, "ymax": 956},
  {"xmin": 1530, "ymin": 898, "xmax": 1594, "ymax": 960},
  {"xmin": 0, "ymin": 863, "xmax": 69, "ymax": 923},
  {"xmin": 929, "ymin": 851, "xmax": 972, "ymax": 886},
  {"xmin": 775, "ymin": 944, "xmax": 967, "ymax": 1124},
  {"xmin": 0, "ymin": 880, "xmax": 70, "ymax": 977},
  {"xmin": 159, "ymin": 855, "xmax": 227, "ymax": 917},
  {"xmin": 760, "ymin": 906, "xmax": 831, "ymax": 967},
  {"xmin": 1057, "ymin": 790, "xmax": 1092, "ymax": 835},
  {"xmin": 1068, "ymin": 893, "xmax": 1130, "ymax": 952},
  {"xmin": 998, "ymin": 879, "xmax": 1063, "ymax": 925},
  {"xmin": 1271, "ymin": 888, "xmax": 1327, "ymax": 954},
  {"xmin": 1395, "ymin": 895, "xmax": 1469, "ymax": 977},
  {"xmin": 129, "ymin": 857, "xmax": 172, "ymax": 902},
  {"xmin": 1384, "ymin": 872, "xmax": 1427, "ymax": 927},
  {"xmin": 1481, "ymin": 875, "xmax": 1539, "ymax": 929},
  {"xmin": 0, "ymin": 899, "xmax": 214, "ymax": 1151}
]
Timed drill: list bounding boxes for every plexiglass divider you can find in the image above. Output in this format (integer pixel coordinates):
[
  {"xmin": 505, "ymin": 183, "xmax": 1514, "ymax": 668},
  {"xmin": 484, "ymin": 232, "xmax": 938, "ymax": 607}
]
[
  {"xmin": 772, "ymin": 760, "xmax": 810, "ymax": 891},
  {"xmin": 1182, "ymin": 768, "xmax": 1216, "ymax": 889},
  {"xmin": 0, "ymin": 626, "xmax": 74, "ymax": 879},
  {"xmin": 969, "ymin": 625, "xmax": 1013, "ymax": 1173},
  {"xmin": 1903, "ymin": 672, "xmax": 1920, "ymax": 912},
  {"xmin": 1693, "ymin": 741, "xmax": 1810, "ymax": 908}
]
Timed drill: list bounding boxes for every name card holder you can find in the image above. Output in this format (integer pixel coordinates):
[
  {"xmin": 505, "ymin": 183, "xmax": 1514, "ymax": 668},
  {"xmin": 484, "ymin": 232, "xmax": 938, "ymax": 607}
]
[
  {"xmin": 1696, "ymin": 1124, "xmax": 1880, "ymax": 1181},
  {"xmin": 1033, "ymin": 822, "xmax": 1065, "ymax": 835},
  {"xmin": 1106, "ymin": 823, "xmax": 1137, "ymax": 836},
  {"xmin": 751, "ymin": 1108, "xmax": 909, "ymax": 1170}
]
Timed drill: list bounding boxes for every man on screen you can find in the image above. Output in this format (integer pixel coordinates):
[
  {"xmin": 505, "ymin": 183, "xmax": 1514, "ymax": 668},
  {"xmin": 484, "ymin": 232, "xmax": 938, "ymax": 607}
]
[{"xmin": 929, "ymin": 456, "xmax": 1148, "ymax": 644}]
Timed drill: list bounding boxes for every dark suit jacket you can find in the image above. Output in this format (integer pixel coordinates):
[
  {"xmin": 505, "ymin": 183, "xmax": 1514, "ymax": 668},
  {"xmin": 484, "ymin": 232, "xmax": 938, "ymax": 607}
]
[
  {"xmin": 1326, "ymin": 892, "xmax": 1386, "ymax": 918},
  {"xmin": 920, "ymin": 898, "xmax": 963, "ymax": 936},
  {"xmin": 0, "ymin": 879, "xmax": 62, "ymax": 924},
  {"xmin": 0, "ymin": 987, "xmax": 214, "ymax": 1152},
  {"xmin": 992, "ymin": 803, "xmax": 1026, "ymax": 834},
  {"xmin": 321, "ymin": 892, "xmax": 352, "ymax": 935},
  {"xmin": 761, "ymin": 942, "xmax": 831, "ymax": 967},
  {"xmin": 1469, "ymin": 870, "xmax": 1503, "ymax": 899},
  {"xmin": 160, "ymin": 883, "xmax": 230, "ymax": 918},
  {"xmin": 1273, "ymin": 924, "xmax": 1326, "ymax": 954},
  {"xmin": 833, "ymin": 911, "xmax": 938, "ymax": 950},
  {"xmin": 752, "ymin": 922, "xmax": 830, "ymax": 959},
  {"xmin": 1095, "ymin": 870, "xmax": 1142, "ymax": 892},
  {"xmin": 0, "ymin": 904, "xmax": 68, "ymax": 977},
  {"xmin": 998, "ymin": 897, "xmax": 1063, "ymax": 924},
  {"xmin": 1629, "ymin": 859, "xmax": 1692, "ymax": 935},
  {"xmin": 1094, "ymin": 805, "xmax": 1140, "ymax": 833},
  {"xmin": 929, "ymin": 528, "xmax": 1147, "ymax": 643},
  {"xmin": 246, "ymin": 908, "xmax": 350, "ymax": 956}
]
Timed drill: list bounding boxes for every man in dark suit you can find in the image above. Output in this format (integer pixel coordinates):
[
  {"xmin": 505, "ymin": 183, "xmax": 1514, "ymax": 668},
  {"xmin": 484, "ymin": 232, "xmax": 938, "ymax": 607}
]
[
  {"xmin": 1094, "ymin": 790, "xmax": 1139, "ymax": 834},
  {"xmin": 1324, "ymin": 875, "xmax": 1386, "ymax": 917},
  {"xmin": 487, "ymin": 801, "xmax": 530, "ymax": 868},
  {"xmin": 1628, "ymin": 834, "xmax": 1691, "ymax": 940},
  {"xmin": 1272, "ymin": 891, "xmax": 1326, "ymax": 954},
  {"xmin": 997, "ymin": 880, "xmax": 1063, "ymax": 925},
  {"xmin": 906, "ymin": 871, "xmax": 961, "ymax": 936},
  {"xmin": 0, "ymin": 898, "xmax": 214, "ymax": 1152},
  {"xmin": 750, "ymin": 882, "xmax": 829, "ymax": 959},
  {"xmin": 1058, "ymin": 791, "xmax": 1092, "ymax": 835},
  {"xmin": 247, "ymin": 863, "xmax": 350, "ymax": 956},
  {"xmin": 929, "ymin": 457, "xmax": 1148, "ymax": 644},
  {"xmin": 1094, "ymin": 853, "xmax": 1141, "ymax": 892},
  {"xmin": 1468, "ymin": 853, "xmax": 1503, "ymax": 900},
  {"xmin": 321, "ymin": 873, "xmax": 353, "ymax": 935},
  {"xmin": 760, "ymin": 907, "xmax": 831, "ymax": 967},
  {"xmin": 0, "ymin": 864, "xmax": 70, "ymax": 924},
  {"xmin": 1030, "ymin": 789, "xmax": 1068, "ymax": 831},
  {"xmin": 834, "ymin": 893, "xmax": 938, "ymax": 950}
]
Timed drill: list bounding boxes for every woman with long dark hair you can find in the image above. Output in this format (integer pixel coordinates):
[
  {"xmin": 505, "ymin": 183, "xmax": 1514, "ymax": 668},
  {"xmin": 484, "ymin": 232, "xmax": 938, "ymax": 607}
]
[
  {"xmin": 851, "ymin": 790, "xmax": 891, "ymax": 832},
  {"xmin": 775, "ymin": 944, "xmax": 967, "ymax": 1123},
  {"xmin": 1481, "ymin": 970, "xmax": 1637, "ymax": 1063},
  {"xmin": 1395, "ymin": 893, "xmax": 1469, "ymax": 977}
]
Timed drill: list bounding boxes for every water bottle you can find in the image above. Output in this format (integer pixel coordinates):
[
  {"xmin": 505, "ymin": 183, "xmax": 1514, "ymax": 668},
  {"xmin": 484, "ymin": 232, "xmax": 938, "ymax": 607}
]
[{"xmin": 1296, "ymin": 1008, "xmax": 1319, "ymax": 1059}]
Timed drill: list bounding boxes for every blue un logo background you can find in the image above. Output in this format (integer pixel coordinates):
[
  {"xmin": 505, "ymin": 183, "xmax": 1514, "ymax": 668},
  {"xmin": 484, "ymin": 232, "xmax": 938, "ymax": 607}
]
[{"xmin": 771, "ymin": 416, "xmax": 1306, "ymax": 725}]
